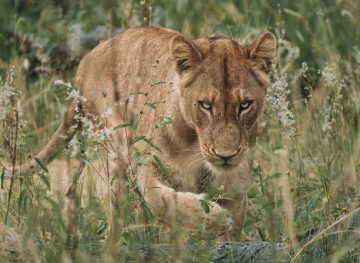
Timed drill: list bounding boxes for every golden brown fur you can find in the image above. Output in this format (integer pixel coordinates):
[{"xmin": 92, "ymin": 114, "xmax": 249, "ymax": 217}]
[{"xmin": 29, "ymin": 26, "xmax": 276, "ymax": 238}]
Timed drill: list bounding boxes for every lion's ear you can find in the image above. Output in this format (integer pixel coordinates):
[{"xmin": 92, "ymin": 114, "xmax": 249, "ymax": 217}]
[
  {"xmin": 170, "ymin": 34, "xmax": 202, "ymax": 73},
  {"xmin": 248, "ymin": 32, "xmax": 276, "ymax": 73}
]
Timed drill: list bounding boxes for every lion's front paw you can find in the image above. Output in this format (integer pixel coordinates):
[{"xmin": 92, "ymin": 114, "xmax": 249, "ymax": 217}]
[
  {"xmin": 202, "ymin": 201, "xmax": 233, "ymax": 237},
  {"xmin": 176, "ymin": 192, "xmax": 233, "ymax": 238}
]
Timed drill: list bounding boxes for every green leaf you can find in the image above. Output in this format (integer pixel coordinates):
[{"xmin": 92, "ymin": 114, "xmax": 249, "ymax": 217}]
[
  {"xmin": 113, "ymin": 123, "xmax": 131, "ymax": 130},
  {"xmin": 96, "ymin": 221, "xmax": 108, "ymax": 235},
  {"xmin": 131, "ymin": 112, "xmax": 142, "ymax": 130},
  {"xmin": 43, "ymin": 196, "xmax": 66, "ymax": 230},
  {"xmin": 143, "ymin": 138, "xmax": 161, "ymax": 152},
  {"xmin": 38, "ymin": 172, "xmax": 51, "ymax": 190},
  {"xmin": 200, "ymin": 198, "xmax": 210, "ymax": 214},
  {"xmin": 153, "ymin": 155, "xmax": 167, "ymax": 175},
  {"xmin": 129, "ymin": 91, "xmax": 147, "ymax": 96},
  {"xmin": 297, "ymin": 185, "xmax": 316, "ymax": 193},
  {"xmin": 143, "ymin": 203, "xmax": 155, "ymax": 221},
  {"xmin": 136, "ymin": 181, "xmax": 144, "ymax": 196},
  {"xmin": 122, "ymin": 232, "xmax": 131, "ymax": 244},
  {"xmin": 283, "ymin": 8, "xmax": 303, "ymax": 19},
  {"xmin": 34, "ymin": 157, "xmax": 48, "ymax": 173},
  {"xmin": 18, "ymin": 189, "xmax": 27, "ymax": 210},
  {"xmin": 151, "ymin": 80, "xmax": 166, "ymax": 87},
  {"xmin": 146, "ymin": 103, "xmax": 157, "ymax": 110},
  {"xmin": 264, "ymin": 172, "xmax": 282, "ymax": 182},
  {"xmin": 1, "ymin": 167, "xmax": 4, "ymax": 189},
  {"xmin": 44, "ymin": 196, "xmax": 60, "ymax": 211},
  {"xmin": 159, "ymin": 116, "xmax": 174, "ymax": 126},
  {"xmin": 136, "ymin": 154, "xmax": 149, "ymax": 165},
  {"xmin": 130, "ymin": 135, "xmax": 146, "ymax": 145},
  {"xmin": 146, "ymin": 101, "xmax": 164, "ymax": 110},
  {"xmin": 199, "ymin": 223, "xmax": 206, "ymax": 233}
]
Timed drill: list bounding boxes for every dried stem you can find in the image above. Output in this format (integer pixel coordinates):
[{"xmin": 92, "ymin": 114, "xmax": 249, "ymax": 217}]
[
  {"xmin": 140, "ymin": 0, "xmax": 151, "ymax": 26},
  {"xmin": 5, "ymin": 109, "xmax": 19, "ymax": 224},
  {"xmin": 65, "ymin": 161, "xmax": 86, "ymax": 255}
]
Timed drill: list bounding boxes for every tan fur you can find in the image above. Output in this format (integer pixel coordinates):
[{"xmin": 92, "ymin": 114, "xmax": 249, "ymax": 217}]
[{"xmin": 30, "ymin": 26, "xmax": 276, "ymax": 238}]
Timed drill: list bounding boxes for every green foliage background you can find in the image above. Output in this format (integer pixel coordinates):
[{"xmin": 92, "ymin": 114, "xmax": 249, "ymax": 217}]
[{"xmin": 0, "ymin": 0, "xmax": 360, "ymax": 262}]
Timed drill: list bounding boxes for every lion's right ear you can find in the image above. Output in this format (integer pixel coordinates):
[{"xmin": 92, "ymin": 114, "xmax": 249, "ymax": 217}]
[
  {"xmin": 170, "ymin": 34, "xmax": 202, "ymax": 73},
  {"xmin": 248, "ymin": 32, "xmax": 276, "ymax": 73}
]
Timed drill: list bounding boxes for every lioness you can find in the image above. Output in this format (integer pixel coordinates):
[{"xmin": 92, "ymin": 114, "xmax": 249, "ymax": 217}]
[{"xmin": 30, "ymin": 26, "xmax": 276, "ymax": 237}]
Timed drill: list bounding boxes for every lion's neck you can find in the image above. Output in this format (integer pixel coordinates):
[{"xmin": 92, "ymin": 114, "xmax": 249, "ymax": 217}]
[
  {"xmin": 158, "ymin": 102, "xmax": 204, "ymax": 190},
  {"xmin": 167, "ymin": 100, "xmax": 197, "ymax": 147}
]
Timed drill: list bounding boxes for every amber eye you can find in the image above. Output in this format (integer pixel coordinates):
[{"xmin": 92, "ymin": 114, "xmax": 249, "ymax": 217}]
[
  {"xmin": 239, "ymin": 100, "xmax": 253, "ymax": 111},
  {"xmin": 199, "ymin": 101, "xmax": 212, "ymax": 111}
]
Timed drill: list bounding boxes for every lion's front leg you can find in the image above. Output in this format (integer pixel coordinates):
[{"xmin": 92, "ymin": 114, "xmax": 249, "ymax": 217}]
[
  {"xmin": 219, "ymin": 175, "xmax": 250, "ymax": 239},
  {"xmin": 135, "ymin": 164, "xmax": 178, "ymax": 225},
  {"xmin": 136, "ymin": 164, "xmax": 233, "ymax": 237},
  {"xmin": 176, "ymin": 192, "xmax": 233, "ymax": 237},
  {"xmin": 226, "ymin": 194, "xmax": 248, "ymax": 238}
]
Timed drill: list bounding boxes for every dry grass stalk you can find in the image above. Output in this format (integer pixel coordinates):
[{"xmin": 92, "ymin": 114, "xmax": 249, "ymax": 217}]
[{"xmin": 275, "ymin": 147, "xmax": 297, "ymax": 246}]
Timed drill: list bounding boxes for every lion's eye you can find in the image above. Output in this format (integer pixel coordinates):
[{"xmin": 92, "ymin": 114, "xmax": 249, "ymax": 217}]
[
  {"xmin": 239, "ymin": 100, "xmax": 253, "ymax": 111},
  {"xmin": 199, "ymin": 101, "xmax": 212, "ymax": 111}
]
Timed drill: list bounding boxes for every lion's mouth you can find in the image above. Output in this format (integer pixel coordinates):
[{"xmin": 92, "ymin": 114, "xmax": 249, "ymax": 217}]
[
  {"xmin": 204, "ymin": 157, "xmax": 239, "ymax": 171},
  {"xmin": 203, "ymin": 160, "xmax": 239, "ymax": 176},
  {"xmin": 208, "ymin": 155, "xmax": 240, "ymax": 167},
  {"xmin": 201, "ymin": 148, "xmax": 246, "ymax": 172}
]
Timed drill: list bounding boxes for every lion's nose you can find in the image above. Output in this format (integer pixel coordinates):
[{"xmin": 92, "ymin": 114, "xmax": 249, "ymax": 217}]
[{"xmin": 214, "ymin": 149, "xmax": 239, "ymax": 161}]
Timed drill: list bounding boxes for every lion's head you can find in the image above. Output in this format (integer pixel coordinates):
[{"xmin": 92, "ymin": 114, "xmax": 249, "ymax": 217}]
[{"xmin": 170, "ymin": 32, "xmax": 276, "ymax": 174}]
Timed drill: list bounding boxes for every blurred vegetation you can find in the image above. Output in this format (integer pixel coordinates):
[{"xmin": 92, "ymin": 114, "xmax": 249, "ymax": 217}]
[{"xmin": 0, "ymin": 0, "xmax": 360, "ymax": 262}]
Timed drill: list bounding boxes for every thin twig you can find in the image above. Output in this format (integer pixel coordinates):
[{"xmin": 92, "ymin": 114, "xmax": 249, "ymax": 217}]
[
  {"xmin": 5, "ymin": 109, "xmax": 19, "ymax": 224},
  {"xmin": 140, "ymin": 0, "xmax": 151, "ymax": 26},
  {"xmin": 290, "ymin": 207, "xmax": 360, "ymax": 262}
]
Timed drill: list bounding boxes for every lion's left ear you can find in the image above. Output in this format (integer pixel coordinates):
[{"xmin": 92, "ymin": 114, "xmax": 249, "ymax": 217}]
[
  {"xmin": 170, "ymin": 34, "xmax": 203, "ymax": 73},
  {"xmin": 248, "ymin": 32, "xmax": 276, "ymax": 73}
]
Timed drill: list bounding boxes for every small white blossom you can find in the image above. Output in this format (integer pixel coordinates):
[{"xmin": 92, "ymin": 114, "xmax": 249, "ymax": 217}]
[
  {"xmin": 321, "ymin": 80, "xmax": 344, "ymax": 137},
  {"xmin": 54, "ymin": 79, "xmax": 72, "ymax": 88},
  {"xmin": 301, "ymin": 61, "xmax": 309, "ymax": 77},
  {"xmin": 320, "ymin": 64, "xmax": 337, "ymax": 87},
  {"xmin": 66, "ymin": 134, "xmax": 81, "ymax": 158},
  {"xmin": 0, "ymin": 67, "xmax": 18, "ymax": 123},
  {"xmin": 278, "ymin": 39, "xmax": 300, "ymax": 61},
  {"xmin": 66, "ymin": 89, "xmax": 80, "ymax": 100},
  {"xmin": 98, "ymin": 127, "xmax": 112, "ymax": 141},
  {"xmin": 267, "ymin": 70, "xmax": 296, "ymax": 136},
  {"xmin": 103, "ymin": 108, "xmax": 113, "ymax": 118}
]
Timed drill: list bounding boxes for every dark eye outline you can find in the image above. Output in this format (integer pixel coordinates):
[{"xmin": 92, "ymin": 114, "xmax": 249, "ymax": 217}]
[
  {"xmin": 239, "ymin": 100, "xmax": 253, "ymax": 112},
  {"xmin": 199, "ymin": 101, "xmax": 212, "ymax": 111}
]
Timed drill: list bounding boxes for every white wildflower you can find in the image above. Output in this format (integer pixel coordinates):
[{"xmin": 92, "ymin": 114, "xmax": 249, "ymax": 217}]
[
  {"xmin": 98, "ymin": 127, "xmax": 112, "ymax": 141},
  {"xmin": 66, "ymin": 89, "xmax": 80, "ymax": 100},
  {"xmin": 66, "ymin": 134, "xmax": 81, "ymax": 158},
  {"xmin": 23, "ymin": 58, "xmax": 30, "ymax": 71},
  {"xmin": 54, "ymin": 79, "xmax": 72, "ymax": 88},
  {"xmin": 0, "ymin": 67, "xmax": 18, "ymax": 122},
  {"xmin": 103, "ymin": 108, "xmax": 113, "ymax": 118},
  {"xmin": 267, "ymin": 70, "xmax": 296, "ymax": 136},
  {"xmin": 301, "ymin": 61, "xmax": 309, "ymax": 77},
  {"xmin": 320, "ymin": 64, "xmax": 336, "ymax": 87},
  {"xmin": 332, "ymin": 79, "xmax": 344, "ymax": 117},
  {"xmin": 278, "ymin": 39, "xmax": 299, "ymax": 62},
  {"xmin": 321, "ymin": 80, "xmax": 344, "ymax": 137}
]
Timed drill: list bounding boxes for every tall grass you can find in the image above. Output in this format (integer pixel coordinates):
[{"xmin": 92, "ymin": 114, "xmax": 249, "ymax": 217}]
[{"xmin": 0, "ymin": 0, "xmax": 359, "ymax": 262}]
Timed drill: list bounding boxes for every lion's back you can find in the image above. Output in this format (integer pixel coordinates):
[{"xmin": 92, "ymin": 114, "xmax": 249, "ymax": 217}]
[{"xmin": 75, "ymin": 26, "xmax": 178, "ymax": 117}]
